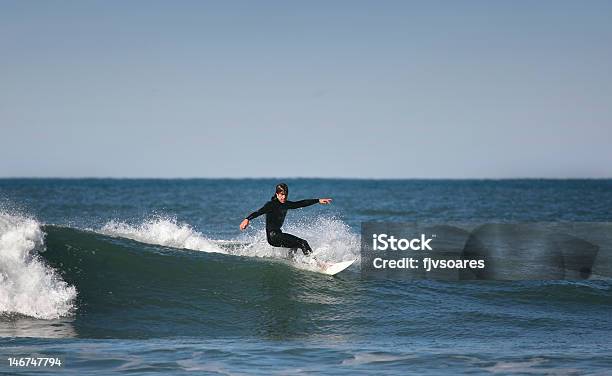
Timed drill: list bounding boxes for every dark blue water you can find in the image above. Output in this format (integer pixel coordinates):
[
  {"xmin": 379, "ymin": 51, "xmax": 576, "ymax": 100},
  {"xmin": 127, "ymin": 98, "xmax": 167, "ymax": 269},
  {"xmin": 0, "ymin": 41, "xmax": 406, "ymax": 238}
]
[{"xmin": 1, "ymin": 179, "xmax": 611, "ymax": 375}]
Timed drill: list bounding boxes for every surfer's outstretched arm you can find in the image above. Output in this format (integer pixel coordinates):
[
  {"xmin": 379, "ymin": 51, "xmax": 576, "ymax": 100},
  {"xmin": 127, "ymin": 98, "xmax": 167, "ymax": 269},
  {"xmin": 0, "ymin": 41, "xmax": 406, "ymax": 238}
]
[
  {"xmin": 240, "ymin": 202, "xmax": 273, "ymax": 230},
  {"xmin": 286, "ymin": 198, "xmax": 332, "ymax": 209}
]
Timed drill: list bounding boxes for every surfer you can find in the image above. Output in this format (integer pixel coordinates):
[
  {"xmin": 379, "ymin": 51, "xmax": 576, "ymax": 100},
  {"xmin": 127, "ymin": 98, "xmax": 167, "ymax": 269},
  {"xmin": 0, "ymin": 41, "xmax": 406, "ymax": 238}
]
[{"xmin": 240, "ymin": 183, "xmax": 332, "ymax": 256}]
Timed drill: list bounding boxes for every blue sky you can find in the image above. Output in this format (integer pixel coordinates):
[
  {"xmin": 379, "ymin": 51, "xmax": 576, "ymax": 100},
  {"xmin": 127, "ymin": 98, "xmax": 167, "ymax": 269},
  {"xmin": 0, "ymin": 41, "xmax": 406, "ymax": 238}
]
[{"xmin": 1, "ymin": 1, "xmax": 611, "ymax": 178}]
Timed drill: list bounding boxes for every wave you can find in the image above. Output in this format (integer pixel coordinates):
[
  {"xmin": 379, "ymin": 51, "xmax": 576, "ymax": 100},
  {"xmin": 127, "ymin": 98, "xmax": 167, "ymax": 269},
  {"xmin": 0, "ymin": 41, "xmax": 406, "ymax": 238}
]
[
  {"xmin": 0, "ymin": 212, "xmax": 76, "ymax": 319},
  {"xmin": 1, "ymin": 213, "xmax": 360, "ymax": 322},
  {"xmin": 98, "ymin": 216, "xmax": 360, "ymax": 271},
  {"xmin": 99, "ymin": 217, "xmax": 226, "ymax": 254},
  {"xmin": 36, "ymin": 225, "xmax": 361, "ymax": 338}
]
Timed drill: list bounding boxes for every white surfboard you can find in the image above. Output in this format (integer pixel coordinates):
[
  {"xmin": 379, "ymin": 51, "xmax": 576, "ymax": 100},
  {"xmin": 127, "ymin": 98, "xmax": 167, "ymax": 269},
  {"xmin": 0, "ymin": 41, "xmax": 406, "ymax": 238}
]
[{"xmin": 316, "ymin": 259, "xmax": 357, "ymax": 276}]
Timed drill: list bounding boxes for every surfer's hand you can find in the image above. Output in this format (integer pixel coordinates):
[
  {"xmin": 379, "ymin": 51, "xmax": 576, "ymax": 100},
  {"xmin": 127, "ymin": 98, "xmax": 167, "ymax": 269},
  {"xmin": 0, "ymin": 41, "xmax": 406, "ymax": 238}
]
[
  {"xmin": 240, "ymin": 218, "xmax": 249, "ymax": 230},
  {"xmin": 319, "ymin": 198, "xmax": 332, "ymax": 205}
]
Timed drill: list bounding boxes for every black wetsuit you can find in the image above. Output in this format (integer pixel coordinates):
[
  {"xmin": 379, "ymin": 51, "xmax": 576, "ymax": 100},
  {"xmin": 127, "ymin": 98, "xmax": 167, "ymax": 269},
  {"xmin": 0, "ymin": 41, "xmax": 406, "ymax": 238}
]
[{"xmin": 246, "ymin": 197, "xmax": 319, "ymax": 255}]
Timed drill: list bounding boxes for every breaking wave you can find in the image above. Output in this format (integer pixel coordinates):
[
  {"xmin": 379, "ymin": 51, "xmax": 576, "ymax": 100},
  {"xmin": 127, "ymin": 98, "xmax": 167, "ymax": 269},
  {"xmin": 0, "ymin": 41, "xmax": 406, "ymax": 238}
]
[{"xmin": 0, "ymin": 212, "xmax": 76, "ymax": 319}]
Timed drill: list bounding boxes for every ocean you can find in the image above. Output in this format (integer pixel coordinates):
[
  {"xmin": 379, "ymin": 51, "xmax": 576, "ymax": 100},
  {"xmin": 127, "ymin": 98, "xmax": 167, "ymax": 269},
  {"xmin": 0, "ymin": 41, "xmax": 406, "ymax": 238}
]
[{"xmin": 1, "ymin": 179, "xmax": 611, "ymax": 375}]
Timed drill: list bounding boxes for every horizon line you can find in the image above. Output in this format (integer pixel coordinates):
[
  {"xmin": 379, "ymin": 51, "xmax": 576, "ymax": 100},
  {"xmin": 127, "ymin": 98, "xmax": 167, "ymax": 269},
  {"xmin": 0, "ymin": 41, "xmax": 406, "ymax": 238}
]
[{"xmin": 1, "ymin": 176, "xmax": 611, "ymax": 181}]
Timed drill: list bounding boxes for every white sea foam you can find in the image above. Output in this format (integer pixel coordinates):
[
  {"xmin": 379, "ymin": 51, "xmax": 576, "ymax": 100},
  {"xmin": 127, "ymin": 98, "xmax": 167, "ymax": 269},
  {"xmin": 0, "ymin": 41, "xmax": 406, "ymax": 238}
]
[
  {"xmin": 484, "ymin": 357, "xmax": 553, "ymax": 374},
  {"xmin": 100, "ymin": 217, "xmax": 226, "ymax": 254},
  {"xmin": 0, "ymin": 213, "xmax": 76, "ymax": 319},
  {"xmin": 341, "ymin": 352, "xmax": 416, "ymax": 366}
]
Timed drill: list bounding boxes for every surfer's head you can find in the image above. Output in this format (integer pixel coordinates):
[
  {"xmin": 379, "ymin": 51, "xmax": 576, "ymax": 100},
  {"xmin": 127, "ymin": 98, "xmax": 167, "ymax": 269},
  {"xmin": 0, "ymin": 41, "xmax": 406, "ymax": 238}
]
[{"xmin": 275, "ymin": 183, "xmax": 288, "ymax": 203}]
